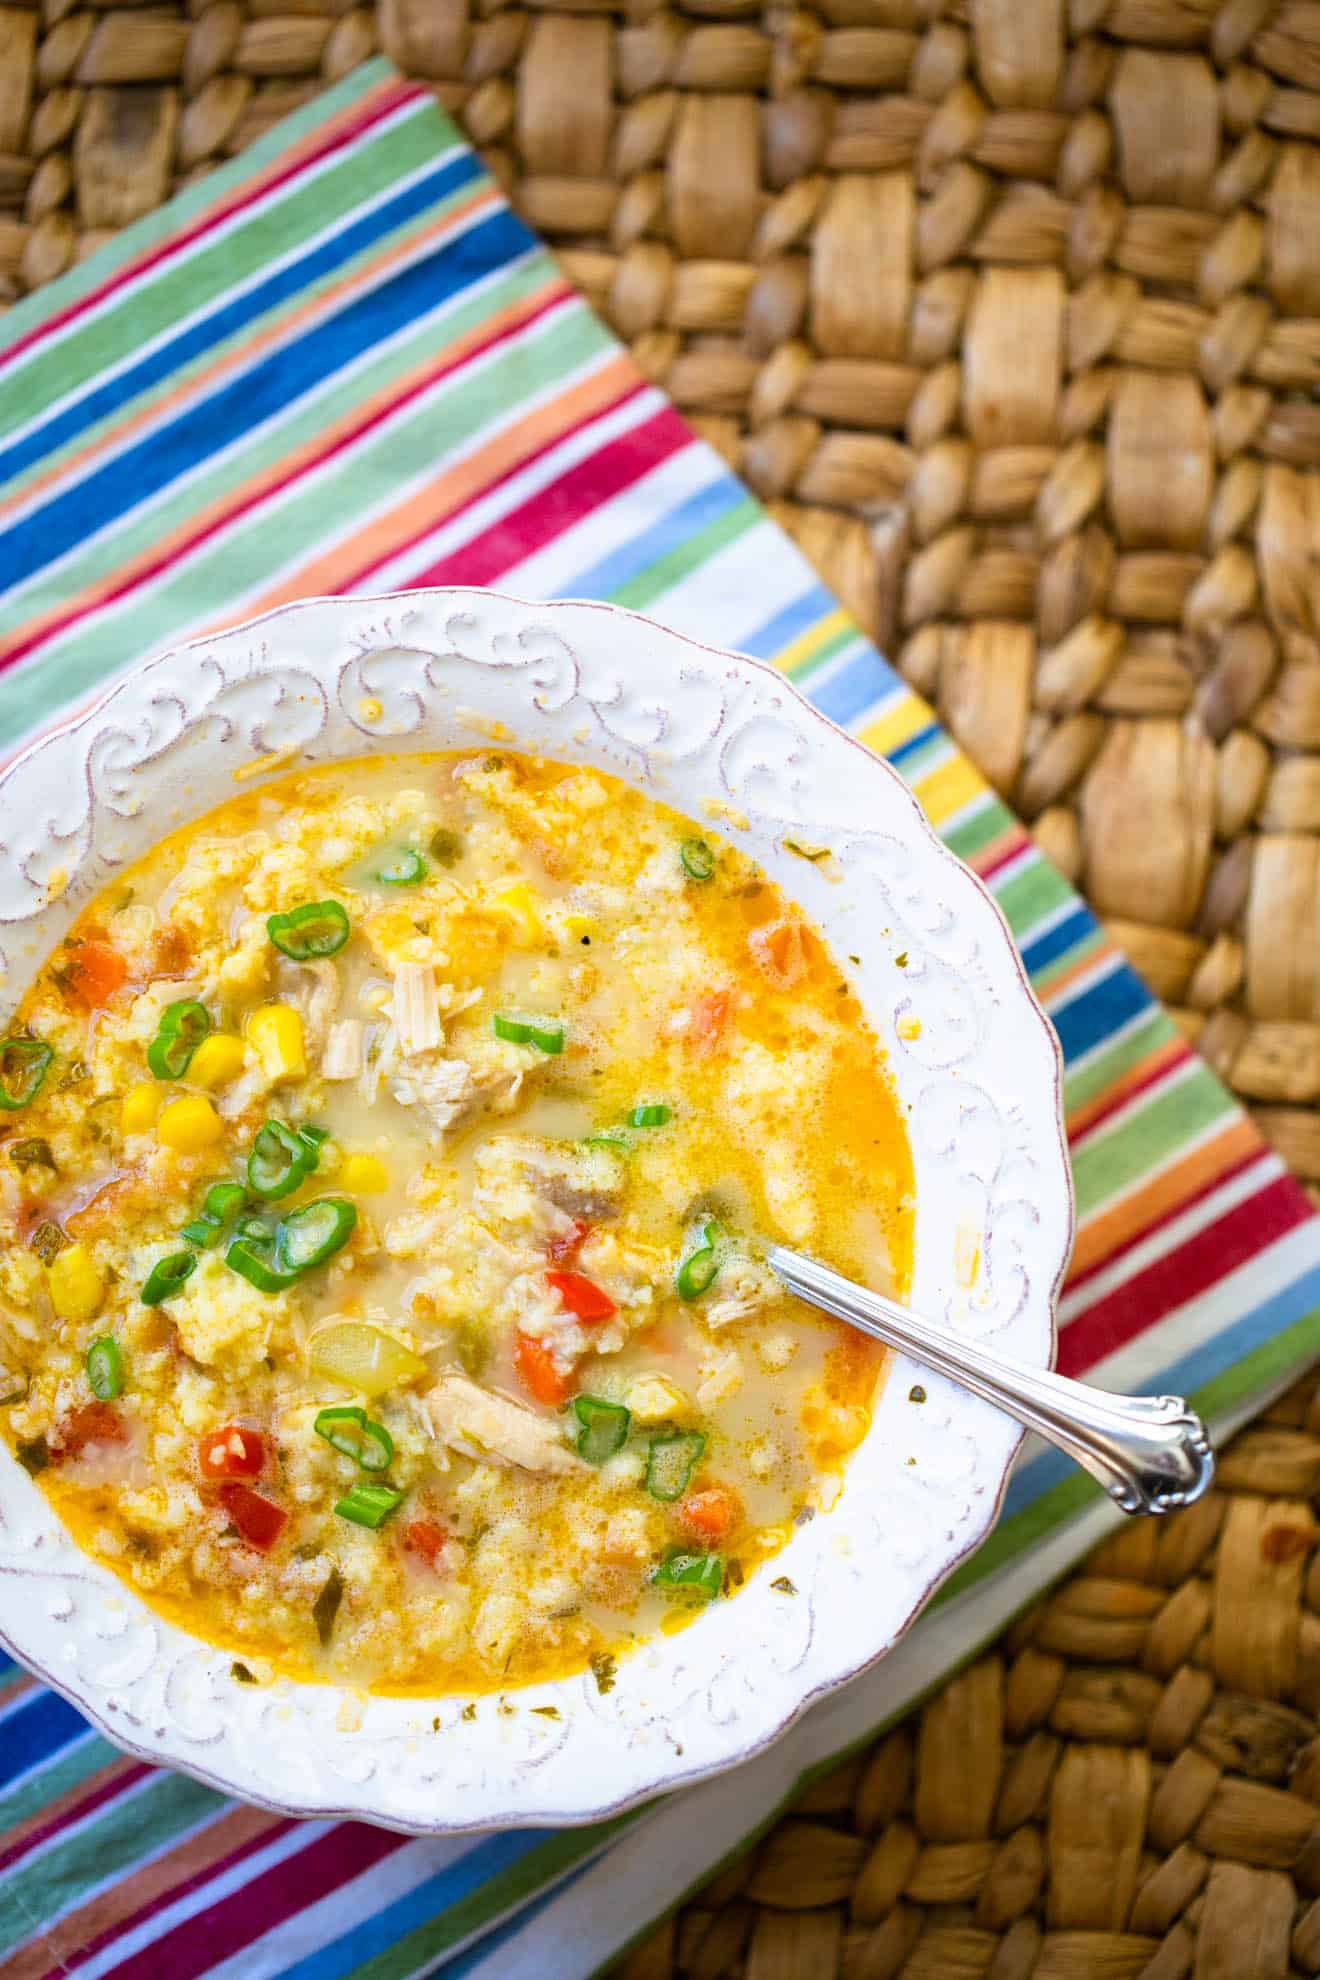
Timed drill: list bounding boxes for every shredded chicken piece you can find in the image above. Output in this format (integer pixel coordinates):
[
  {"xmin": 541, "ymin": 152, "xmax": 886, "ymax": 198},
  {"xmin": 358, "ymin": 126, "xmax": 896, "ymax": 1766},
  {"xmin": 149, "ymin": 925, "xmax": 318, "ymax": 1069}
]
[
  {"xmin": 322, "ymin": 1019, "xmax": 363, "ymax": 1082},
  {"xmin": 391, "ymin": 1054, "xmax": 479, "ymax": 1137},
  {"xmin": 424, "ymin": 1374, "xmax": 581, "ymax": 1474},
  {"xmin": 704, "ymin": 1257, "xmax": 782, "ymax": 1331},
  {"xmin": 392, "ymin": 963, "xmax": 442, "ymax": 1057},
  {"xmin": 277, "ymin": 958, "xmax": 340, "ymax": 1052}
]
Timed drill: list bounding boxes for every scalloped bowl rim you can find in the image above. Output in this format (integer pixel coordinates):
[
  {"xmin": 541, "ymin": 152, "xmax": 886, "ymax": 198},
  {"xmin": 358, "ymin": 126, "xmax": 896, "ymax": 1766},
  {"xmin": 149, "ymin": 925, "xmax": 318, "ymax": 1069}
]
[{"xmin": 0, "ymin": 589, "xmax": 1073, "ymax": 1833}]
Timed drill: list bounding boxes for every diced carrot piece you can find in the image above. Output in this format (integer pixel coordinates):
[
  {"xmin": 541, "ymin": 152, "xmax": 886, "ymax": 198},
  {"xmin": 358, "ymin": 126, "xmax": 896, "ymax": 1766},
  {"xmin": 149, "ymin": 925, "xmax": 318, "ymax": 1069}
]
[
  {"xmin": 49, "ymin": 1400, "xmax": 126, "ymax": 1462},
  {"xmin": 677, "ymin": 1486, "xmax": 740, "ymax": 1546},
  {"xmin": 404, "ymin": 1518, "xmax": 449, "ymax": 1570},
  {"xmin": 688, "ymin": 990, "xmax": 731, "ymax": 1051},
  {"xmin": 513, "ymin": 1331, "xmax": 572, "ymax": 1406},
  {"xmin": 65, "ymin": 940, "xmax": 128, "ymax": 1009},
  {"xmin": 217, "ymin": 1482, "xmax": 288, "ymax": 1552},
  {"xmin": 545, "ymin": 1269, "xmax": 617, "ymax": 1323}
]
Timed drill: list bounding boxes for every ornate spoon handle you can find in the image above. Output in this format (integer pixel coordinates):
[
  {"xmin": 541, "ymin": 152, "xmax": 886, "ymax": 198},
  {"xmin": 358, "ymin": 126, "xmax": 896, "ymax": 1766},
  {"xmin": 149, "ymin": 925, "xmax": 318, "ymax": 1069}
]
[{"xmin": 768, "ymin": 1247, "xmax": 1214, "ymax": 1516}]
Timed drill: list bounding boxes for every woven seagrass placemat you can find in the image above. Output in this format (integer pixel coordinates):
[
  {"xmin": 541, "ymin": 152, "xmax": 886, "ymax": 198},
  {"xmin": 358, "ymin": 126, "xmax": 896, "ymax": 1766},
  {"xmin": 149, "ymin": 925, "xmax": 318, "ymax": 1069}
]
[{"xmin": 4, "ymin": 4, "xmax": 1320, "ymax": 1975}]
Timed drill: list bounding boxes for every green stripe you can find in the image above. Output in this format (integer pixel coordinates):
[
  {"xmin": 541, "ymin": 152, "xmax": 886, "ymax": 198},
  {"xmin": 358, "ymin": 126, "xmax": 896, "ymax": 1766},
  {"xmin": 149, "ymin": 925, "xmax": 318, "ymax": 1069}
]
[
  {"xmin": 0, "ymin": 68, "xmax": 429, "ymax": 436},
  {"xmin": 0, "ymin": 1734, "xmax": 117, "ymax": 1829},
  {"xmin": 1072, "ymin": 1063, "xmax": 1232, "ymax": 1217},
  {"xmin": 1, "ymin": 263, "xmax": 595, "ymax": 750},
  {"xmin": 941, "ymin": 793, "xmax": 1014, "ymax": 865},
  {"xmin": 993, "ymin": 856, "xmax": 1074, "ymax": 942},
  {"xmin": 891, "ymin": 735, "xmax": 948, "ymax": 788},
  {"xmin": 1064, "ymin": 1006, "xmax": 1176, "ymax": 1114},
  {"xmin": 784, "ymin": 625, "xmax": 865, "ymax": 685},
  {"xmin": 608, "ymin": 496, "xmax": 761, "ymax": 613},
  {"xmin": 1030, "ymin": 923, "xmax": 1107, "ymax": 997},
  {"xmin": 0, "ymin": 1769, "xmax": 221, "ymax": 1954}
]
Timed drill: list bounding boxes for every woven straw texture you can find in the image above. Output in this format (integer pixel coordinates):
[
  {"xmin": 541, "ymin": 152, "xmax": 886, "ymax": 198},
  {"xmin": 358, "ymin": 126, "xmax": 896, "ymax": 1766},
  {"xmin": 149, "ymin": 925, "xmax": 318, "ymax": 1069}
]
[{"xmin": 5, "ymin": 3, "xmax": 1320, "ymax": 1976}]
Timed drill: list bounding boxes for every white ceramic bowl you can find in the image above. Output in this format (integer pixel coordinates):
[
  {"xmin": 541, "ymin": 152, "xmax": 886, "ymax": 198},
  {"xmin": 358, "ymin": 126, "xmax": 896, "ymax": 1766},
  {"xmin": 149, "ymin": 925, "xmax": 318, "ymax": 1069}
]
[{"xmin": 0, "ymin": 590, "xmax": 1072, "ymax": 1831}]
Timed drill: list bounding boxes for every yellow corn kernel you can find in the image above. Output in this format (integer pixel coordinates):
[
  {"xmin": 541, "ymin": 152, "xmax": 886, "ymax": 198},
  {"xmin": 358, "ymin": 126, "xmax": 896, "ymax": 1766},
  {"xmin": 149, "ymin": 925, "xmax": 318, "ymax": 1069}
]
[
  {"xmin": 188, "ymin": 1033, "xmax": 246, "ymax": 1089},
  {"xmin": 47, "ymin": 1243, "xmax": 104, "ymax": 1323},
  {"xmin": 157, "ymin": 1094, "xmax": 224, "ymax": 1153},
  {"xmin": 341, "ymin": 1153, "xmax": 389, "ymax": 1194},
  {"xmin": 561, "ymin": 911, "xmax": 594, "ymax": 942},
  {"xmin": 492, "ymin": 882, "xmax": 541, "ymax": 947},
  {"xmin": 121, "ymin": 1081, "xmax": 161, "ymax": 1136},
  {"xmin": 246, "ymin": 1003, "xmax": 306, "ymax": 1082}
]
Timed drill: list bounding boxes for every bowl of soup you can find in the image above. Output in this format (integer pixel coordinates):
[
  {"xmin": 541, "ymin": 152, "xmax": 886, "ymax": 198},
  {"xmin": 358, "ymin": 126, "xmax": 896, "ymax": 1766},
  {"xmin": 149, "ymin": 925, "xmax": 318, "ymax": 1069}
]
[{"xmin": 0, "ymin": 590, "xmax": 1070, "ymax": 1830}]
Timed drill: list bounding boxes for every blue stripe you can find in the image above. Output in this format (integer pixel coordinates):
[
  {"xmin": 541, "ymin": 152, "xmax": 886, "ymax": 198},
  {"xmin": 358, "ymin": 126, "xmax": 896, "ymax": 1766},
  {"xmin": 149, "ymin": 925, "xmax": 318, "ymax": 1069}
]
[
  {"xmin": 273, "ymin": 1831, "xmax": 552, "ymax": 1980},
  {"xmin": 0, "ymin": 197, "xmax": 531, "ymax": 591},
  {"xmin": 566, "ymin": 474, "xmax": 745, "ymax": 602},
  {"xmin": 808, "ymin": 649, "xmax": 890, "ymax": 728},
  {"xmin": 0, "ymin": 148, "xmax": 484, "ymax": 492},
  {"xmin": 740, "ymin": 584, "xmax": 840, "ymax": 662},
  {"xmin": 1049, "ymin": 962, "xmax": 1149, "ymax": 1063},
  {"xmin": 442, "ymin": 1852, "xmax": 604, "ymax": 1979},
  {"xmin": 1018, "ymin": 904, "xmax": 1095, "ymax": 978},
  {"xmin": 1004, "ymin": 1261, "xmax": 1320, "ymax": 1519},
  {"xmin": 885, "ymin": 720, "xmax": 943, "ymax": 769},
  {"xmin": 0, "ymin": 1689, "xmax": 90, "ymax": 1788}
]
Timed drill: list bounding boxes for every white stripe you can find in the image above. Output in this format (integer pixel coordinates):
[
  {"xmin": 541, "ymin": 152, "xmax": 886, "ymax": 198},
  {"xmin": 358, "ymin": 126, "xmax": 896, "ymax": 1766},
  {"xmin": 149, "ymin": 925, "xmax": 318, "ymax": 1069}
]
[
  {"xmin": 1063, "ymin": 1003, "xmax": 1161, "ymax": 1085},
  {"xmin": 61, "ymin": 1819, "xmax": 327, "ymax": 1980},
  {"xmin": 1040, "ymin": 944, "xmax": 1124, "ymax": 1017},
  {"xmin": 5, "ymin": 196, "xmax": 518, "ymax": 617},
  {"xmin": 200, "ymin": 1835, "xmax": 488, "ymax": 1980},
  {"xmin": 610, "ymin": 509, "xmax": 828, "ymax": 656},
  {"xmin": 0, "ymin": 1677, "xmax": 44, "ymax": 1729},
  {"xmin": 0, "ymin": 1725, "xmax": 97, "ymax": 1801},
  {"xmin": 0, "ymin": 1763, "xmax": 158, "ymax": 1893},
  {"xmin": 1070, "ymin": 1051, "xmax": 1203, "ymax": 1154},
  {"xmin": 1059, "ymin": 1149, "xmax": 1280, "ymax": 1322},
  {"xmin": 921, "ymin": 784, "xmax": 999, "ymax": 848},
  {"xmin": 0, "ymin": 92, "xmax": 432, "ymax": 396},
  {"xmin": 1072, "ymin": 1106, "xmax": 1241, "ymax": 1234},
  {"xmin": 1021, "ymin": 892, "xmax": 1086, "ymax": 949},
  {"xmin": 0, "ymin": 135, "xmax": 465, "ymax": 512}
]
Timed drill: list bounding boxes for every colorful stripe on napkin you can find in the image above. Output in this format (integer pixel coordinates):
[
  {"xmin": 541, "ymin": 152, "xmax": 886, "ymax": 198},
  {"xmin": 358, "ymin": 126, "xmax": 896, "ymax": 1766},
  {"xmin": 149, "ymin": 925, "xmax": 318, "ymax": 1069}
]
[{"xmin": 2, "ymin": 58, "xmax": 1319, "ymax": 1980}]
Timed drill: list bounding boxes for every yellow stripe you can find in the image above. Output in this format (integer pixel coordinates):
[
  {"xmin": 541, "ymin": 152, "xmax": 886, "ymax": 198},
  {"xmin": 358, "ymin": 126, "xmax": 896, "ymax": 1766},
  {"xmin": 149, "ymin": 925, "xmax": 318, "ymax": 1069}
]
[
  {"xmin": 772, "ymin": 606, "xmax": 852, "ymax": 675},
  {"xmin": 855, "ymin": 694, "xmax": 934, "ymax": 759},
  {"xmin": 912, "ymin": 752, "xmax": 987, "ymax": 828}
]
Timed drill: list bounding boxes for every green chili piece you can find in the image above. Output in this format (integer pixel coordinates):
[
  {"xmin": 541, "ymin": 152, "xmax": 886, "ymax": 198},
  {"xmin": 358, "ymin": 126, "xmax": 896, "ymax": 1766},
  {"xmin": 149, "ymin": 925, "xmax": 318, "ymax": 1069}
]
[
  {"xmin": 8, "ymin": 1137, "xmax": 56, "ymax": 1171},
  {"xmin": 141, "ymin": 1251, "xmax": 197, "ymax": 1305},
  {"xmin": 180, "ymin": 1217, "xmax": 223, "ymax": 1248},
  {"xmin": 679, "ymin": 839, "xmax": 715, "ymax": 882},
  {"xmin": 572, "ymin": 1395, "xmax": 631, "ymax": 1465},
  {"xmin": 583, "ymin": 1128, "xmax": 634, "ymax": 1156},
  {"xmin": 428, "ymin": 828, "xmax": 464, "ymax": 867},
  {"xmin": 85, "ymin": 1336, "xmax": 124, "ymax": 1401},
  {"xmin": 376, "ymin": 848, "xmax": 426, "ymax": 887},
  {"xmin": 235, "ymin": 1214, "xmax": 275, "ymax": 1246},
  {"xmin": 225, "ymin": 1237, "xmax": 296, "ymax": 1293},
  {"xmin": 247, "ymin": 1119, "xmax": 315, "ymax": 1201},
  {"xmin": 312, "ymin": 1567, "xmax": 344, "ymax": 1646},
  {"xmin": 491, "ymin": 1013, "xmax": 565, "ymax": 1054},
  {"xmin": 146, "ymin": 999, "xmax": 210, "ymax": 1080},
  {"xmin": 629, "ymin": 1103, "xmax": 671, "ymax": 1128},
  {"xmin": 266, "ymin": 900, "xmax": 350, "ymax": 962},
  {"xmin": 297, "ymin": 1124, "xmax": 329, "ymax": 1154},
  {"xmin": 651, "ymin": 1548, "xmax": 724, "ymax": 1600},
  {"xmin": 313, "ymin": 1404, "xmax": 394, "ymax": 1474},
  {"xmin": 644, "ymin": 1429, "xmax": 706, "ymax": 1502},
  {"xmin": 335, "ymin": 1481, "xmax": 404, "ymax": 1530},
  {"xmin": 0, "ymin": 1039, "xmax": 53, "ymax": 1111},
  {"xmin": 204, "ymin": 1181, "xmax": 247, "ymax": 1222},
  {"xmin": 675, "ymin": 1220, "xmax": 722, "ymax": 1300},
  {"xmin": 276, "ymin": 1197, "xmax": 356, "ymax": 1275}
]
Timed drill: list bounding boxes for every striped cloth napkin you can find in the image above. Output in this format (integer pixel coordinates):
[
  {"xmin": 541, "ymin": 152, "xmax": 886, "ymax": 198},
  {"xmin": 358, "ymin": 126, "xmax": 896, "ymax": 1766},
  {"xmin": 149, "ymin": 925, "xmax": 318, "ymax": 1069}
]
[{"xmin": 1, "ymin": 58, "xmax": 1318, "ymax": 1980}]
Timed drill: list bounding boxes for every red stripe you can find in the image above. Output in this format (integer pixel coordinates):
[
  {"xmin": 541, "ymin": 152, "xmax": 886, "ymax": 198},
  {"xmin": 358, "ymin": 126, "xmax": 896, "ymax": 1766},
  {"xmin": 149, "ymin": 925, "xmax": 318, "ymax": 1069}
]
[
  {"xmin": 0, "ymin": 281, "xmax": 571, "ymax": 678},
  {"xmin": 1058, "ymin": 1172, "xmax": 1313, "ymax": 1376},
  {"xmin": 1066, "ymin": 1043, "xmax": 1197, "ymax": 1148},
  {"xmin": 403, "ymin": 402, "xmax": 695, "ymax": 591},
  {"xmin": 0, "ymin": 81, "xmax": 424, "ymax": 372},
  {"xmin": 342, "ymin": 377, "xmax": 664, "ymax": 594},
  {"xmin": 94, "ymin": 1821, "xmax": 403, "ymax": 1980},
  {"xmin": 1063, "ymin": 1146, "xmax": 1271, "ymax": 1297},
  {"xmin": 0, "ymin": 1760, "xmax": 152, "ymax": 1877},
  {"xmin": 971, "ymin": 830, "xmax": 1033, "ymax": 884}
]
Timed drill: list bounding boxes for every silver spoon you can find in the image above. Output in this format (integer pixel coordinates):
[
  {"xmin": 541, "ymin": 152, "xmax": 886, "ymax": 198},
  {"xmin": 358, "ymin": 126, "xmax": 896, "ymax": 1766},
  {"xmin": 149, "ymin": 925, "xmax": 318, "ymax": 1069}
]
[{"xmin": 769, "ymin": 1247, "xmax": 1214, "ymax": 1516}]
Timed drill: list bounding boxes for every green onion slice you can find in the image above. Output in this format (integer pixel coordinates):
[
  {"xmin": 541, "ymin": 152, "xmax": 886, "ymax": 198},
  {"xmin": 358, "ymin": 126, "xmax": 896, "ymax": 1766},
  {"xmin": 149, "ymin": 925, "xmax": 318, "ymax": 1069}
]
[
  {"xmin": 0, "ymin": 1039, "xmax": 53, "ymax": 1111},
  {"xmin": 225, "ymin": 1237, "xmax": 296, "ymax": 1293},
  {"xmin": 181, "ymin": 1216, "xmax": 224, "ymax": 1248},
  {"xmin": 492, "ymin": 1013, "xmax": 565, "ymax": 1055},
  {"xmin": 312, "ymin": 1567, "xmax": 344, "ymax": 1646},
  {"xmin": 275, "ymin": 1197, "xmax": 357, "ymax": 1275},
  {"xmin": 376, "ymin": 848, "xmax": 426, "ymax": 887},
  {"xmin": 679, "ymin": 839, "xmax": 715, "ymax": 882},
  {"xmin": 651, "ymin": 1548, "xmax": 724, "ymax": 1600},
  {"xmin": 335, "ymin": 1481, "xmax": 404, "ymax": 1530},
  {"xmin": 428, "ymin": 828, "xmax": 464, "ymax": 867},
  {"xmin": 572, "ymin": 1395, "xmax": 631, "ymax": 1465},
  {"xmin": 675, "ymin": 1220, "xmax": 723, "ymax": 1301},
  {"xmin": 314, "ymin": 1404, "xmax": 394, "ymax": 1474},
  {"xmin": 247, "ymin": 1119, "xmax": 315, "ymax": 1201},
  {"xmin": 644, "ymin": 1429, "xmax": 706, "ymax": 1502},
  {"xmin": 583, "ymin": 1128, "xmax": 634, "ymax": 1156},
  {"xmin": 204, "ymin": 1181, "xmax": 247, "ymax": 1222},
  {"xmin": 266, "ymin": 900, "xmax": 350, "ymax": 962},
  {"xmin": 85, "ymin": 1336, "xmax": 124, "ymax": 1401},
  {"xmin": 141, "ymin": 1251, "xmax": 197, "ymax": 1306},
  {"xmin": 629, "ymin": 1103, "xmax": 671, "ymax": 1128},
  {"xmin": 146, "ymin": 999, "xmax": 210, "ymax": 1081}
]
